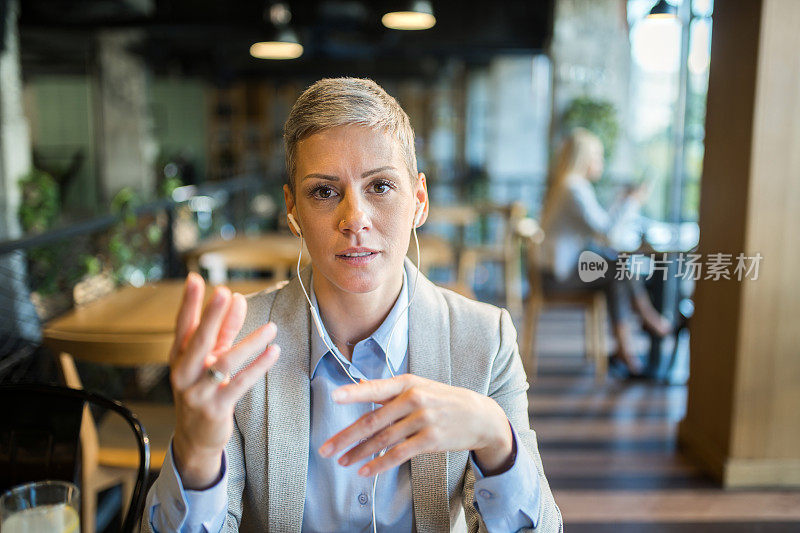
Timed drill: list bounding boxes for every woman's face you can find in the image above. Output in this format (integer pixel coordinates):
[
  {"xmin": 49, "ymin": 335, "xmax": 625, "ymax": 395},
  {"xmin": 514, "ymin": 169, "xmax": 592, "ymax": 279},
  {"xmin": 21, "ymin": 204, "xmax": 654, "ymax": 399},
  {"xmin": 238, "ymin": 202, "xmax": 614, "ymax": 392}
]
[{"xmin": 284, "ymin": 125, "xmax": 428, "ymax": 297}]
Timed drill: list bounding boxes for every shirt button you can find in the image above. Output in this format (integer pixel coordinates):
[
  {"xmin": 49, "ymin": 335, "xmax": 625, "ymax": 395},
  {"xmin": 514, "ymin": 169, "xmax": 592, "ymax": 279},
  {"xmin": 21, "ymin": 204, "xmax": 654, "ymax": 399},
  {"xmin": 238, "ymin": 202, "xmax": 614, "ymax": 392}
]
[
  {"xmin": 358, "ymin": 492, "xmax": 369, "ymax": 505},
  {"xmin": 478, "ymin": 489, "xmax": 493, "ymax": 499}
]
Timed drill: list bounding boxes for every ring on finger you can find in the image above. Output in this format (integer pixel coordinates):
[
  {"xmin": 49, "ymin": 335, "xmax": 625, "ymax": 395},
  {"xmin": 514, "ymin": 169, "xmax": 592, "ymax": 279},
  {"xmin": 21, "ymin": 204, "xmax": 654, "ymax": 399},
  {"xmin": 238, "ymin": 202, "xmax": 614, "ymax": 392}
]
[{"xmin": 206, "ymin": 365, "xmax": 230, "ymax": 385}]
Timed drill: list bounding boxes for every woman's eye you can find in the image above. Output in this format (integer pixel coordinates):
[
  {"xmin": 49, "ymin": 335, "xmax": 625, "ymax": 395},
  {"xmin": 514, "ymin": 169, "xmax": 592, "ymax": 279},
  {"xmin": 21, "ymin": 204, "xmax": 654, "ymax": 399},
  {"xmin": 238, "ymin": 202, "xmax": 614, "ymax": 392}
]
[
  {"xmin": 312, "ymin": 186, "xmax": 335, "ymax": 199},
  {"xmin": 372, "ymin": 181, "xmax": 392, "ymax": 194}
]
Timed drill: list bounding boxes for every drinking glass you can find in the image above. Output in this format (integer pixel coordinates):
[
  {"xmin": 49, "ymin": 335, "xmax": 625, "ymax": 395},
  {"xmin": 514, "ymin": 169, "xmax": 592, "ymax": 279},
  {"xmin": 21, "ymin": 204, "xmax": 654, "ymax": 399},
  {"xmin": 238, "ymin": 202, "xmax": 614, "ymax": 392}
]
[{"xmin": 0, "ymin": 480, "xmax": 80, "ymax": 533}]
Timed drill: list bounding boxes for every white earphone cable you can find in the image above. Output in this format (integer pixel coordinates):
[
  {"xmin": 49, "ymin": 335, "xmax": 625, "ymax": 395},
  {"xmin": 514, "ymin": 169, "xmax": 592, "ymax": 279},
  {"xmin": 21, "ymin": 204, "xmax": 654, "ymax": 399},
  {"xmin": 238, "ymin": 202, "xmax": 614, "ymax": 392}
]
[
  {"xmin": 293, "ymin": 218, "xmax": 423, "ymax": 533},
  {"xmin": 371, "ymin": 225, "xmax": 420, "ymax": 533},
  {"xmin": 296, "ymin": 236, "xmax": 358, "ymax": 384}
]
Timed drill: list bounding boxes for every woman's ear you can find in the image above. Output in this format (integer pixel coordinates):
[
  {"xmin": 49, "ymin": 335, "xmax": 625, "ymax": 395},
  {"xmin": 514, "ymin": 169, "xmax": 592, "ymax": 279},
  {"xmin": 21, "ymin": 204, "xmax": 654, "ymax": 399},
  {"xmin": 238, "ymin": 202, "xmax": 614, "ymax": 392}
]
[
  {"xmin": 414, "ymin": 172, "xmax": 429, "ymax": 228},
  {"xmin": 283, "ymin": 184, "xmax": 301, "ymax": 237},
  {"xmin": 283, "ymin": 184, "xmax": 295, "ymax": 212}
]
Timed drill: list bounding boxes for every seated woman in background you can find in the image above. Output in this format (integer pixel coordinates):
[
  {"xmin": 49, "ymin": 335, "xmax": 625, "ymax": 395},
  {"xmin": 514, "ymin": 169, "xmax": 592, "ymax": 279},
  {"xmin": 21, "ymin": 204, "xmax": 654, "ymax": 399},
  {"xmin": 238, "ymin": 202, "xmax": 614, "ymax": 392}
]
[{"xmin": 538, "ymin": 128, "xmax": 671, "ymax": 377}]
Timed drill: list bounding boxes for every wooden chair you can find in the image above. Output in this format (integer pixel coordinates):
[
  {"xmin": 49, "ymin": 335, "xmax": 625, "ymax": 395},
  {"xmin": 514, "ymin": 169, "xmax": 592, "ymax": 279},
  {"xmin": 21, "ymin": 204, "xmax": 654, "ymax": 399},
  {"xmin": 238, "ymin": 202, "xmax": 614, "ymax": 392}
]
[
  {"xmin": 69, "ymin": 272, "xmax": 174, "ymax": 478},
  {"xmin": 458, "ymin": 202, "xmax": 529, "ymax": 318},
  {"xmin": 520, "ymin": 229, "xmax": 608, "ymax": 384},
  {"xmin": 412, "ymin": 233, "xmax": 475, "ymax": 299}
]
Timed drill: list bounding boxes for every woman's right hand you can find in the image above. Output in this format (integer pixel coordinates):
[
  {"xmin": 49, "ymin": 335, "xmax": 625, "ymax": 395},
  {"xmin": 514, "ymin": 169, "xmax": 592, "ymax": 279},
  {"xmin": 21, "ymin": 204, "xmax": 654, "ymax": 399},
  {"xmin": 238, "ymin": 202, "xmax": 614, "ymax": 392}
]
[{"xmin": 169, "ymin": 272, "xmax": 280, "ymax": 489}]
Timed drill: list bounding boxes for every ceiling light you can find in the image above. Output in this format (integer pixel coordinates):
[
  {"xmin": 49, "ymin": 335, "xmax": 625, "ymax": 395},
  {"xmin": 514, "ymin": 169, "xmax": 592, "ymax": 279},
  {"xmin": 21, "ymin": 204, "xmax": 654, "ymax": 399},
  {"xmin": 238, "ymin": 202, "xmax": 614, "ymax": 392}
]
[
  {"xmin": 251, "ymin": 2, "xmax": 303, "ymax": 60},
  {"xmin": 382, "ymin": 1, "xmax": 436, "ymax": 31},
  {"xmin": 250, "ymin": 28, "xmax": 303, "ymax": 60}
]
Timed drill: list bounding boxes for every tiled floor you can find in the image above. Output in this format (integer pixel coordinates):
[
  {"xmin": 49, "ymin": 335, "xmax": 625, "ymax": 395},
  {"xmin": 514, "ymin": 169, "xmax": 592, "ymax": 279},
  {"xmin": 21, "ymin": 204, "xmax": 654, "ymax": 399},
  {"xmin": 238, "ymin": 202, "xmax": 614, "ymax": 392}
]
[{"xmin": 524, "ymin": 307, "xmax": 800, "ymax": 532}]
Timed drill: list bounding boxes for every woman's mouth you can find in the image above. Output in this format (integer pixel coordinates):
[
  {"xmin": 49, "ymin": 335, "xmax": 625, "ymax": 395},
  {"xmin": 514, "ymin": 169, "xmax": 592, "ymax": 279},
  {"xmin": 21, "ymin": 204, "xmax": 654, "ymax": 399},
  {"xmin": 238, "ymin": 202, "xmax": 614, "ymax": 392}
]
[{"xmin": 336, "ymin": 248, "xmax": 379, "ymax": 265}]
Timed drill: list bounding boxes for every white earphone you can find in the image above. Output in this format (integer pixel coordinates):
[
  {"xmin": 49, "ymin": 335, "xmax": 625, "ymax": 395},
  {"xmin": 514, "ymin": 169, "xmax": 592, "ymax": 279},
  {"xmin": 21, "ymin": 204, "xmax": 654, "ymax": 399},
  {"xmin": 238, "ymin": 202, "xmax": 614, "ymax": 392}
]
[
  {"xmin": 287, "ymin": 212, "xmax": 302, "ymax": 237},
  {"xmin": 287, "ymin": 204, "xmax": 423, "ymax": 533},
  {"xmin": 413, "ymin": 205, "xmax": 423, "ymax": 228}
]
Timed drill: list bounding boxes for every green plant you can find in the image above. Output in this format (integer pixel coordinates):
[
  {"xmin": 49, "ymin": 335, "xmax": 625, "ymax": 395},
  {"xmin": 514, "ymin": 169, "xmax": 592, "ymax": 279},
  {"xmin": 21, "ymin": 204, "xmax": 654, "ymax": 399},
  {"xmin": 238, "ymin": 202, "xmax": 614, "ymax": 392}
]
[
  {"xmin": 111, "ymin": 186, "xmax": 142, "ymax": 226},
  {"xmin": 17, "ymin": 169, "xmax": 80, "ymax": 298},
  {"xmin": 18, "ymin": 169, "xmax": 59, "ymax": 234},
  {"xmin": 107, "ymin": 187, "xmax": 165, "ymax": 285},
  {"xmin": 562, "ymin": 97, "xmax": 620, "ymax": 157}
]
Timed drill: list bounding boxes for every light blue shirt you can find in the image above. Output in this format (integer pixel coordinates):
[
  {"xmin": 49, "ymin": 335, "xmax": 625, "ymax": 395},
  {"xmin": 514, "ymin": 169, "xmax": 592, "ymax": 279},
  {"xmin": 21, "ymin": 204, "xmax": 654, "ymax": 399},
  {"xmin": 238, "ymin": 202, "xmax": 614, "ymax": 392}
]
[{"xmin": 146, "ymin": 269, "xmax": 541, "ymax": 532}]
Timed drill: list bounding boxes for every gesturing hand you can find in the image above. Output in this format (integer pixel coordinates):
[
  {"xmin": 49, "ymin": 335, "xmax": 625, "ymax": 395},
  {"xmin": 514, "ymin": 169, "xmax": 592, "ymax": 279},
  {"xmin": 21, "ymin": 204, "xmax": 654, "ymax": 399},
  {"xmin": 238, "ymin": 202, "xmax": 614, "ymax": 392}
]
[
  {"xmin": 170, "ymin": 272, "xmax": 280, "ymax": 489},
  {"xmin": 318, "ymin": 374, "xmax": 514, "ymax": 478}
]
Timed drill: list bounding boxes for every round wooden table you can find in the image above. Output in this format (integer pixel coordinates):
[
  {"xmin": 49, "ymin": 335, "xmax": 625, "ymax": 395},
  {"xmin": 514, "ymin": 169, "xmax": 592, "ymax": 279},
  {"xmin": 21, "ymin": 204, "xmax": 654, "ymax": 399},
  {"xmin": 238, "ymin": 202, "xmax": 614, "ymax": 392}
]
[{"xmin": 43, "ymin": 279, "xmax": 279, "ymax": 366}]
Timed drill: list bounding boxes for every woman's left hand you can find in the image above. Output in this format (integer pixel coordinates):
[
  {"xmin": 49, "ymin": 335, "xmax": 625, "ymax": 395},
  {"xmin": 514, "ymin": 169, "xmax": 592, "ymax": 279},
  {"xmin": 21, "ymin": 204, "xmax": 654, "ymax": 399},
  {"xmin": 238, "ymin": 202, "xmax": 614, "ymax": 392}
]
[{"xmin": 318, "ymin": 374, "xmax": 513, "ymax": 477}]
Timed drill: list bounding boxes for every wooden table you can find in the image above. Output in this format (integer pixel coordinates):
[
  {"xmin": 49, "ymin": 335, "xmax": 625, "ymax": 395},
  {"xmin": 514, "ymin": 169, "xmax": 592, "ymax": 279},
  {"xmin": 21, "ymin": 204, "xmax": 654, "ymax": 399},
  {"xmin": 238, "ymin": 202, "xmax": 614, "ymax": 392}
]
[
  {"xmin": 43, "ymin": 280, "xmax": 278, "ymax": 366},
  {"xmin": 612, "ymin": 221, "xmax": 700, "ymax": 255},
  {"xmin": 184, "ymin": 233, "xmax": 309, "ymax": 283}
]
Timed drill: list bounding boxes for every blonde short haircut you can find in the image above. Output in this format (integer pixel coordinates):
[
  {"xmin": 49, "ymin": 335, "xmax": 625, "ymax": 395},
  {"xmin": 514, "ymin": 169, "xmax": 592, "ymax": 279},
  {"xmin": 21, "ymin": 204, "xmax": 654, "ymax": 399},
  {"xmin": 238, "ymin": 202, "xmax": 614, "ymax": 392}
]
[{"xmin": 283, "ymin": 77, "xmax": 417, "ymax": 191}]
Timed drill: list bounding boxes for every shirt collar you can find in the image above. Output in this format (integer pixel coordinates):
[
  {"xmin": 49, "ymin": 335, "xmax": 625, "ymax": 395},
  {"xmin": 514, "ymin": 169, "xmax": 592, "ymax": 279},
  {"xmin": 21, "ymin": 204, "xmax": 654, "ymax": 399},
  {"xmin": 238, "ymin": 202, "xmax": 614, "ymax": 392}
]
[{"xmin": 309, "ymin": 268, "xmax": 409, "ymax": 379}]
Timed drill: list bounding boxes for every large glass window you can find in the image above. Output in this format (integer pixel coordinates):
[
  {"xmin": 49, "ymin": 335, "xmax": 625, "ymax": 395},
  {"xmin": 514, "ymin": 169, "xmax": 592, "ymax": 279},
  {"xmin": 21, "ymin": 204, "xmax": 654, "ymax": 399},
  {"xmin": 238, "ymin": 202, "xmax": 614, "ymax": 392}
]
[{"xmin": 626, "ymin": 0, "xmax": 712, "ymax": 222}]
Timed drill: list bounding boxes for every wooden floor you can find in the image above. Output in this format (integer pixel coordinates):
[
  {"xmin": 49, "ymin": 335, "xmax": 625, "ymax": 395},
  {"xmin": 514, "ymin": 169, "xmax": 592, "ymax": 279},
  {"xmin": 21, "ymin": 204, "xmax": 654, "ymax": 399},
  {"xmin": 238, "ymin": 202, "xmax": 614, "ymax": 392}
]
[{"xmin": 525, "ymin": 308, "xmax": 800, "ymax": 532}]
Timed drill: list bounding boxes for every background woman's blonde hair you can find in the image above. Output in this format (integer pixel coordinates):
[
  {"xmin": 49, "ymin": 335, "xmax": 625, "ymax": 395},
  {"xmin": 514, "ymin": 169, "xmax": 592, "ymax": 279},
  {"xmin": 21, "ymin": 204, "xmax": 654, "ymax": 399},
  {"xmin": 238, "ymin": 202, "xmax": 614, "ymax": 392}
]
[
  {"xmin": 540, "ymin": 127, "xmax": 603, "ymax": 228},
  {"xmin": 283, "ymin": 77, "xmax": 417, "ymax": 191}
]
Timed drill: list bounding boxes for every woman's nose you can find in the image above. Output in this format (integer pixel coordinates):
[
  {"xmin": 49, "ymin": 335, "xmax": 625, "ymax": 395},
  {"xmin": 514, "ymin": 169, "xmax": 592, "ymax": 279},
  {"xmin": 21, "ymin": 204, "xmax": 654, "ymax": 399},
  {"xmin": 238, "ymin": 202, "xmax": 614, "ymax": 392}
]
[{"xmin": 338, "ymin": 192, "xmax": 370, "ymax": 234}]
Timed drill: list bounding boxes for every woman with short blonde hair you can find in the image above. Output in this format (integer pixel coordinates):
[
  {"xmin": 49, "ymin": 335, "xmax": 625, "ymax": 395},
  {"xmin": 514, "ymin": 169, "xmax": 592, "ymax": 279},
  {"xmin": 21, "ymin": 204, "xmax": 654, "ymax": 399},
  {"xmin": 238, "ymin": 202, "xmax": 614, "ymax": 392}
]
[{"xmin": 142, "ymin": 78, "xmax": 562, "ymax": 532}]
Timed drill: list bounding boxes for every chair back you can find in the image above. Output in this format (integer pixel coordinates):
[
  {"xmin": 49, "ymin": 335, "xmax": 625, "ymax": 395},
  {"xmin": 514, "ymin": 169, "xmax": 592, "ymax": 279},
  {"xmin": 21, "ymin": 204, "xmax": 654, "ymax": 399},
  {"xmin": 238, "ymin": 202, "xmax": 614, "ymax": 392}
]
[
  {"xmin": 0, "ymin": 384, "xmax": 150, "ymax": 533},
  {"xmin": 0, "ymin": 387, "xmax": 83, "ymax": 491},
  {"xmin": 519, "ymin": 220, "xmax": 546, "ymax": 300}
]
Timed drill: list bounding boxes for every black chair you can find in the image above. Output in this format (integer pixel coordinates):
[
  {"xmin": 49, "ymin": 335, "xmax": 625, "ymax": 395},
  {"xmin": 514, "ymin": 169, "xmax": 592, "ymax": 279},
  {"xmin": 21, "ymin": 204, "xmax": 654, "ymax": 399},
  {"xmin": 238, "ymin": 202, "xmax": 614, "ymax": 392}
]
[{"xmin": 0, "ymin": 384, "xmax": 150, "ymax": 533}]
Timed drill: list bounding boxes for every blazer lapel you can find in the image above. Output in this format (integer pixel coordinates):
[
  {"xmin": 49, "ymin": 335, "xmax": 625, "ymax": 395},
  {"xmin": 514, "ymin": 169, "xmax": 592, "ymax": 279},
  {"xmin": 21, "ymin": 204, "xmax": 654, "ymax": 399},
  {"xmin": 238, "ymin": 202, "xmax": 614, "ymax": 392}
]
[
  {"xmin": 407, "ymin": 259, "xmax": 453, "ymax": 532},
  {"xmin": 266, "ymin": 272, "xmax": 312, "ymax": 532}
]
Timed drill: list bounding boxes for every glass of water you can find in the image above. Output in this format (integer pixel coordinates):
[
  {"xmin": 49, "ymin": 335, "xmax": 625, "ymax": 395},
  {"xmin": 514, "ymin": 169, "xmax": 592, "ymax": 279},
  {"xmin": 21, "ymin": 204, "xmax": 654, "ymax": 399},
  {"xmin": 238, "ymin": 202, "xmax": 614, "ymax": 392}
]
[{"xmin": 0, "ymin": 480, "xmax": 80, "ymax": 533}]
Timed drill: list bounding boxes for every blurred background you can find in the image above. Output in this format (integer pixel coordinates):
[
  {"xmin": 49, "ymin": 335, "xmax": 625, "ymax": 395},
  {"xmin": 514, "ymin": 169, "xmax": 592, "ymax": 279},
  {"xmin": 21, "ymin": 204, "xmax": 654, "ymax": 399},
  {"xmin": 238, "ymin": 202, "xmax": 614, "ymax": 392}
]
[{"xmin": 1, "ymin": 0, "xmax": 798, "ymax": 531}]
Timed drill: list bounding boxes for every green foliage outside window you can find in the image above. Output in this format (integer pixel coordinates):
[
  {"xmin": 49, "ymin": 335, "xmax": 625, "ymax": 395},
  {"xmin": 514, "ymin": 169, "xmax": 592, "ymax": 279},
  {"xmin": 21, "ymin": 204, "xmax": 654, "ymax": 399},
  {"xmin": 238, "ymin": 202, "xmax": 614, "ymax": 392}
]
[{"xmin": 561, "ymin": 97, "xmax": 620, "ymax": 158}]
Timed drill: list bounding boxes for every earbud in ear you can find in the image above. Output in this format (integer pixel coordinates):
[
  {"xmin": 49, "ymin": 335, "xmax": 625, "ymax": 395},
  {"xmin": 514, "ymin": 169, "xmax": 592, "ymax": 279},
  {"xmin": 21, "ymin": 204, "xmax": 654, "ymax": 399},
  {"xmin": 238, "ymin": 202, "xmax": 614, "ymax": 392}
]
[
  {"xmin": 287, "ymin": 213, "xmax": 302, "ymax": 237},
  {"xmin": 413, "ymin": 207, "xmax": 424, "ymax": 228}
]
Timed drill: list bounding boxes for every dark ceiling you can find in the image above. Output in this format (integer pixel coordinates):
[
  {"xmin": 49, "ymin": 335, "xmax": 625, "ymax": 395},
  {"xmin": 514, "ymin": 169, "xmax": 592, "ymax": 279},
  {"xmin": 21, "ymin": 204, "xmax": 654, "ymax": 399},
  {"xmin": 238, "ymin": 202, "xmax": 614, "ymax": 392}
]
[{"xmin": 19, "ymin": 0, "xmax": 554, "ymax": 81}]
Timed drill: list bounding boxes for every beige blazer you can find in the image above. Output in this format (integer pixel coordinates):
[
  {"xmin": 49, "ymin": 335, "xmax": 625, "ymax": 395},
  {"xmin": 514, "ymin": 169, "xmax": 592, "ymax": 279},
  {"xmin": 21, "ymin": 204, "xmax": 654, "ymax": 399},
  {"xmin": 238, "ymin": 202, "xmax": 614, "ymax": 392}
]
[{"xmin": 147, "ymin": 260, "xmax": 562, "ymax": 532}]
